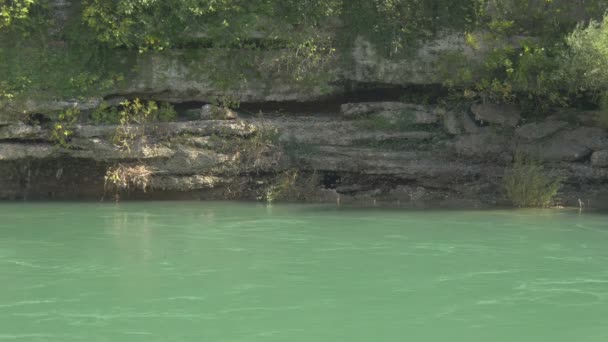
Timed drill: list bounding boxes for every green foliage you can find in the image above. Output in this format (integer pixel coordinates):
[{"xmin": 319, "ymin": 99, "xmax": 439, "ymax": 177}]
[
  {"xmin": 443, "ymin": 37, "xmax": 570, "ymax": 117},
  {"xmin": 565, "ymin": 14, "xmax": 608, "ymax": 92},
  {"xmin": 81, "ymin": 0, "xmax": 341, "ymax": 50},
  {"xmin": 211, "ymin": 95, "xmax": 240, "ymax": 111},
  {"xmin": 0, "ymin": 0, "xmax": 130, "ymax": 102},
  {"xmin": 0, "ymin": 0, "xmax": 36, "ymax": 30},
  {"xmin": 3, "ymin": 0, "xmax": 608, "ymax": 114},
  {"xmin": 92, "ymin": 100, "xmax": 176, "ymax": 125},
  {"xmin": 90, "ymin": 102, "xmax": 120, "ymax": 124},
  {"xmin": 263, "ymin": 31, "xmax": 336, "ymax": 84},
  {"xmin": 341, "ymin": 0, "xmax": 480, "ymax": 58},
  {"xmin": 154, "ymin": 102, "xmax": 178, "ymax": 122},
  {"xmin": 503, "ymin": 152, "xmax": 563, "ymax": 208},
  {"xmin": 50, "ymin": 107, "xmax": 80, "ymax": 148},
  {"xmin": 484, "ymin": 0, "xmax": 608, "ymax": 38}
]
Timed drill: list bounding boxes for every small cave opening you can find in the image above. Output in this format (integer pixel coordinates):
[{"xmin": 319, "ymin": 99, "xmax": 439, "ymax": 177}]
[
  {"xmin": 23, "ymin": 113, "xmax": 52, "ymax": 126},
  {"xmin": 103, "ymin": 83, "xmax": 450, "ymax": 119},
  {"xmin": 321, "ymin": 172, "xmax": 341, "ymax": 190}
]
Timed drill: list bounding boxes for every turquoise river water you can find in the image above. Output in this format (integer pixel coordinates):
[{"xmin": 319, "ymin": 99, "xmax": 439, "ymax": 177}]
[{"xmin": 1, "ymin": 202, "xmax": 608, "ymax": 341}]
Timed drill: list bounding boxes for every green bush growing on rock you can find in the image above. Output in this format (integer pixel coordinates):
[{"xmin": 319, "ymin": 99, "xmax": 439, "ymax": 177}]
[
  {"xmin": 90, "ymin": 102, "xmax": 120, "ymax": 124},
  {"xmin": 51, "ymin": 107, "xmax": 80, "ymax": 148},
  {"xmin": 113, "ymin": 99, "xmax": 155, "ymax": 153},
  {"xmin": 503, "ymin": 152, "xmax": 563, "ymax": 207},
  {"xmin": 93, "ymin": 100, "xmax": 176, "ymax": 125},
  {"xmin": 154, "ymin": 102, "xmax": 178, "ymax": 122},
  {"xmin": 263, "ymin": 169, "xmax": 320, "ymax": 203}
]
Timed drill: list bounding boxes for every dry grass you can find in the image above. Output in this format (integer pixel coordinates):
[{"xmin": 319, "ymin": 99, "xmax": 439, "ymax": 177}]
[{"xmin": 104, "ymin": 164, "xmax": 153, "ymax": 193}]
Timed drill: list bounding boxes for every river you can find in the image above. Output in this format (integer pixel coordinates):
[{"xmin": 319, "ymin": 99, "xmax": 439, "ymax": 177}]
[{"xmin": 1, "ymin": 202, "xmax": 607, "ymax": 341}]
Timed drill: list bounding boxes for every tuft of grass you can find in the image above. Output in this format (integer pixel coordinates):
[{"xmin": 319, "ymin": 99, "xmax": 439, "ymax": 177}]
[{"xmin": 503, "ymin": 152, "xmax": 563, "ymax": 207}]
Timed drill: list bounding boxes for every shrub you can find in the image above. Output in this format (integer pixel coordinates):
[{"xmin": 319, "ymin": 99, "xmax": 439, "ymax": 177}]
[
  {"xmin": 503, "ymin": 152, "xmax": 563, "ymax": 207},
  {"xmin": 154, "ymin": 102, "xmax": 178, "ymax": 122},
  {"xmin": 51, "ymin": 107, "xmax": 80, "ymax": 148}
]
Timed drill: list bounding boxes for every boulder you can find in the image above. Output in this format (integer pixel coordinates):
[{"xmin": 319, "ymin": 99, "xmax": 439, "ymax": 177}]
[
  {"xmin": 591, "ymin": 150, "xmax": 608, "ymax": 167},
  {"xmin": 471, "ymin": 103, "xmax": 521, "ymax": 127},
  {"xmin": 539, "ymin": 142, "xmax": 591, "ymax": 162},
  {"xmin": 515, "ymin": 120, "xmax": 568, "ymax": 141},
  {"xmin": 558, "ymin": 127, "xmax": 608, "ymax": 151},
  {"xmin": 523, "ymin": 127, "xmax": 607, "ymax": 162}
]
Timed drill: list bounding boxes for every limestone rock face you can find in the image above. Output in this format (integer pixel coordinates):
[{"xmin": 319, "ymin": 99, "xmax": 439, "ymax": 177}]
[
  {"xmin": 443, "ymin": 111, "xmax": 479, "ymax": 135},
  {"xmin": 340, "ymin": 102, "xmax": 439, "ymax": 124},
  {"xmin": 0, "ymin": 143, "xmax": 55, "ymax": 160},
  {"xmin": 0, "ymin": 123, "xmax": 47, "ymax": 141},
  {"xmin": 0, "ymin": 106, "xmax": 606, "ymax": 207},
  {"xmin": 471, "ymin": 103, "xmax": 521, "ymax": 127},
  {"xmin": 9, "ymin": 98, "xmax": 102, "ymax": 115},
  {"xmin": 451, "ymin": 128, "xmax": 512, "ymax": 160}
]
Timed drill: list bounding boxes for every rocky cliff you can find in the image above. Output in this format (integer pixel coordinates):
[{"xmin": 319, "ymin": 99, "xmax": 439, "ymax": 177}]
[{"xmin": 1, "ymin": 99, "xmax": 607, "ymax": 208}]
